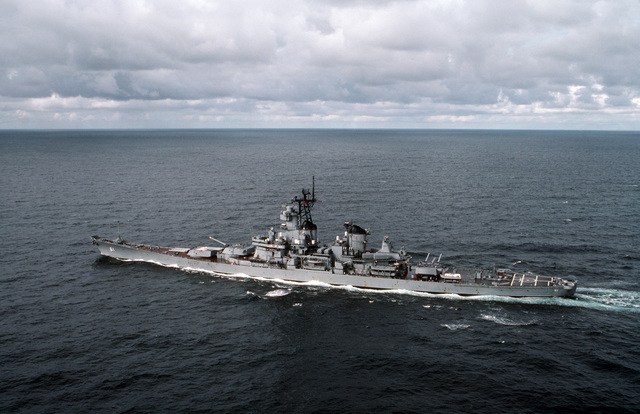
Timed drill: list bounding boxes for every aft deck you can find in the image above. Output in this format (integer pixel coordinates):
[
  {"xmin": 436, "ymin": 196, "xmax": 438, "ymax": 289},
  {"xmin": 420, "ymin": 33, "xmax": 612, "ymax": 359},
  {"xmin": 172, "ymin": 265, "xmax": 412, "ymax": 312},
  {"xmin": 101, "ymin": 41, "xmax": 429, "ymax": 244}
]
[
  {"xmin": 431, "ymin": 267, "xmax": 562, "ymax": 288},
  {"xmin": 507, "ymin": 273, "xmax": 557, "ymax": 287}
]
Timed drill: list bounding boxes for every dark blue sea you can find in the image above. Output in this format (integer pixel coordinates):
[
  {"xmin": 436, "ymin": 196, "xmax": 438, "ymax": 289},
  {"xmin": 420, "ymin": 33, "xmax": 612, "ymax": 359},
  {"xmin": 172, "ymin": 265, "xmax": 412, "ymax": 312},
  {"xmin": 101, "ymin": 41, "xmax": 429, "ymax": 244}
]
[{"xmin": 1, "ymin": 129, "xmax": 639, "ymax": 413}]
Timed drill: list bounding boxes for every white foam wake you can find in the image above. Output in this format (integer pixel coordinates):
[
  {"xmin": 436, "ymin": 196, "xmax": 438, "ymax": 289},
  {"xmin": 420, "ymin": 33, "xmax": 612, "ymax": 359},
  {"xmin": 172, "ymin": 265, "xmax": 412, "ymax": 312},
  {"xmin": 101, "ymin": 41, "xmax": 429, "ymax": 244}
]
[
  {"xmin": 572, "ymin": 287, "xmax": 640, "ymax": 312},
  {"xmin": 480, "ymin": 314, "xmax": 537, "ymax": 326},
  {"xmin": 126, "ymin": 260, "xmax": 640, "ymax": 312},
  {"xmin": 441, "ymin": 323, "xmax": 471, "ymax": 331},
  {"xmin": 264, "ymin": 289, "xmax": 291, "ymax": 298}
]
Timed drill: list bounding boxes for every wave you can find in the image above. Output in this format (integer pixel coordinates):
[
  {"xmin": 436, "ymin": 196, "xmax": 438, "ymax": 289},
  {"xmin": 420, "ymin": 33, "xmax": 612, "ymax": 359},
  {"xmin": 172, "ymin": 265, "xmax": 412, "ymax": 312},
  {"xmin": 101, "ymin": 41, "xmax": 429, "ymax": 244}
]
[
  {"xmin": 441, "ymin": 323, "xmax": 470, "ymax": 331},
  {"xmin": 245, "ymin": 289, "xmax": 292, "ymax": 299},
  {"xmin": 480, "ymin": 314, "xmax": 537, "ymax": 326},
  {"xmin": 264, "ymin": 289, "xmax": 291, "ymax": 298},
  {"xmin": 572, "ymin": 288, "xmax": 640, "ymax": 312}
]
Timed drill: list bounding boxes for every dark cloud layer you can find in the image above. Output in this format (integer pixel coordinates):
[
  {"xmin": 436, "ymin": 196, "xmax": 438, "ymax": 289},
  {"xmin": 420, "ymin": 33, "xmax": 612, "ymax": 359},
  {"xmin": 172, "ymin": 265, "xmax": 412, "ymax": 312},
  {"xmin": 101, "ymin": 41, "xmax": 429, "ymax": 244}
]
[{"xmin": 2, "ymin": 0, "xmax": 639, "ymax": 128}]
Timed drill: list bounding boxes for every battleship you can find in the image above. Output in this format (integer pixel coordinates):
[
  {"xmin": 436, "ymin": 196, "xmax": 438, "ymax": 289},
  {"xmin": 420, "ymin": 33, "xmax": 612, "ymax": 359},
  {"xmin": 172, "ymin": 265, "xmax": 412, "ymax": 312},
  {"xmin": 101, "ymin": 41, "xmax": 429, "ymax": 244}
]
[{"xmin": 92, "ymin": 180, "xmax": 577, "ymax": 297}]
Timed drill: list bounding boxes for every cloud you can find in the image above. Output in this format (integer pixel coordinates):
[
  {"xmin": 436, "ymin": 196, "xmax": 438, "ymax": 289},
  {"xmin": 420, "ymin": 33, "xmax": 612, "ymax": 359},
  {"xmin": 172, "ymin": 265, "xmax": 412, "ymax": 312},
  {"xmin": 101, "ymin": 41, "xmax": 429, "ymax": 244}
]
[{"xmin": 1, "ymin": 0, "xmax": 639, "ymax": 129}]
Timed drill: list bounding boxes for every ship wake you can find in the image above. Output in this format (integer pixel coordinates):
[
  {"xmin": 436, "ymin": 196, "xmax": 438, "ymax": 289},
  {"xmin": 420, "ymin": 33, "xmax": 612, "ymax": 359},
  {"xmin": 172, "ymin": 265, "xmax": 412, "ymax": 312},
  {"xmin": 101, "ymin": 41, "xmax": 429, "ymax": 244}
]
[{"xmin": 108, "ymin": 257, "xmax": 636, "ymax": 312}]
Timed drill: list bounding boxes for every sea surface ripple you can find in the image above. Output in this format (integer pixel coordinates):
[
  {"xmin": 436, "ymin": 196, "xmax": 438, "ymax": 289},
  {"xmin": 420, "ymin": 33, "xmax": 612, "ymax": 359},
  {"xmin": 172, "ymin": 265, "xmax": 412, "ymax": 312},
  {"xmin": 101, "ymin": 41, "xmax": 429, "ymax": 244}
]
[{"xmin": 1, "ymin": 129, "xmax": 639, "ymax": 413}]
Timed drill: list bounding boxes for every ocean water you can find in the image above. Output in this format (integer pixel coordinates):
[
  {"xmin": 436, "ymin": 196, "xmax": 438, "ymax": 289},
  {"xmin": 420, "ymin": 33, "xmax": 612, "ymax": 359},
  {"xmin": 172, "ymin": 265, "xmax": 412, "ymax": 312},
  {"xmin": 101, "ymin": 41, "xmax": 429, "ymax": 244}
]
[{"xmin": 1, "ymin": 129, "xmax": 639, "ymax": 413}]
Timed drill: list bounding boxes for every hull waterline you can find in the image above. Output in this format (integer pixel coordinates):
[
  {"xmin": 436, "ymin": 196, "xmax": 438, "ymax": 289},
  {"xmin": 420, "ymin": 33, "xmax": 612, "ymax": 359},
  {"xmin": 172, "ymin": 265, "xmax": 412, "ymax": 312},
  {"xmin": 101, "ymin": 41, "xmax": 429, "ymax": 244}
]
[{"xmin": 92, "ymin": 237, "xmax": 577, "ymax": 298}]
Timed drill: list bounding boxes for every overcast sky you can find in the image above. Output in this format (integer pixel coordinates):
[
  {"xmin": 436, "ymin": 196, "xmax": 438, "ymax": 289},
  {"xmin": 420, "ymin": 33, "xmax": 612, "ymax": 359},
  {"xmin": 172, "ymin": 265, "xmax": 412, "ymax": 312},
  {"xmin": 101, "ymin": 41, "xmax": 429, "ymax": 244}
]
[{"xmin": 2, "ymin": 0, "xmax": 639, "ymax": 129}]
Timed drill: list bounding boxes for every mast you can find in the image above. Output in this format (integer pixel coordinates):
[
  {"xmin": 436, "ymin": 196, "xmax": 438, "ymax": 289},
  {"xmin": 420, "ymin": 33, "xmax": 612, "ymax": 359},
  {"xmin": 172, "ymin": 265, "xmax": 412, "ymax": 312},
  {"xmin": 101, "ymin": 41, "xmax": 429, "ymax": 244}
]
[{"xmin": 293, "ymin": 176, "xmax": 317, "ymax": 227}]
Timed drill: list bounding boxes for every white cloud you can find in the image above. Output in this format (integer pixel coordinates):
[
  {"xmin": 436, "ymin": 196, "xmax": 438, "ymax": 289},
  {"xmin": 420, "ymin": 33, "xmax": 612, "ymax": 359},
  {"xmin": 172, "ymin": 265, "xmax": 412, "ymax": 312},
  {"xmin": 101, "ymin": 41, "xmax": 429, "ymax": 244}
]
[{"xmin": 1, "ymin": 0, "xmax": 639, "ymax": 129}]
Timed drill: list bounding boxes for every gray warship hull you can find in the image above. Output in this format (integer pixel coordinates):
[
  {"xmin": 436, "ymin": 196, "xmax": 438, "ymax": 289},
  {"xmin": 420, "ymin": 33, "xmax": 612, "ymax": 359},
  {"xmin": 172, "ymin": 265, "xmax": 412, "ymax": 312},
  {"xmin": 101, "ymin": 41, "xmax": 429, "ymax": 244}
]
[{"xmin": 92, "ymin": 237, "xmax": 577, "ymax": 298}]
